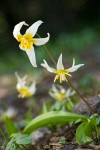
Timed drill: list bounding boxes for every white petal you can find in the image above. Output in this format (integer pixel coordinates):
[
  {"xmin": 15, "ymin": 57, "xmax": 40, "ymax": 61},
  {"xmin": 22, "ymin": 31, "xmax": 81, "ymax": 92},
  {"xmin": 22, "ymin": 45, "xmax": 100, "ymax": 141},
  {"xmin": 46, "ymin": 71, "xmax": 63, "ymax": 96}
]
[
  {"xmin": 66, "ymin": 88, "xmax": 75, "ymax": 97},
  {"xmin": 52, "ymin": 84, "xmax": 58, "ymax": 93},
  {"xmin": 62, "ymin": 74, "xmax": 66, "ymax": 81},
  {"xmin": 15, "ymin": 72, "xmax": 27, "ymax": 87},
  {"xmin": 29, "ymin": 81, "xmax": 36, "ymax": 94},
  {"xmin": 57, "ymin": 53, "xmax": 64, "ymax": 70},
  {"xmin": 66, "ymin": 88, "xmax": 71, "ymax": 97},
  {"xmin": 26, "ymin": 20, "xmax": 43, "ymax": 37},
  {"xmin": 22, "ymin": 75, "xmax": 28, "ymax": 81},
  {"xmin": 41, "ymin": 60, "xmax": 55, "ymax": 73},
  {"xmin": 19, "ymin": 45, "xmax": 26, "ymax": 51},
  {"xmin": 26, "ymin": 46, "xmax": 37, "ymax": 67},
  {"xmin": 34, "ymin": 33, "xmax": 50, "ymax": 46},
  {"xmin": 13, "ymin": 21, "xmax": 28, "ymax": 39},
  {"xmin": 67, "ymin": 64, "xmax": 84, "ymax": 72},
  {"xmin": 72, "ymin": 58, "xmax": 75, "ymax": 66}
]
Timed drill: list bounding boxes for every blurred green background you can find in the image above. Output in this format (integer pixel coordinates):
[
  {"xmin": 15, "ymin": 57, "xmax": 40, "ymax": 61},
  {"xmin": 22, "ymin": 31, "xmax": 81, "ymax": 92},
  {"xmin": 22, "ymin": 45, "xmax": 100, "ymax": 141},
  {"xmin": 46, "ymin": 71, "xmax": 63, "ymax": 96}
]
[{"xmin": 0, "ymin": 0, "xmax": 100, "ymax": 78}]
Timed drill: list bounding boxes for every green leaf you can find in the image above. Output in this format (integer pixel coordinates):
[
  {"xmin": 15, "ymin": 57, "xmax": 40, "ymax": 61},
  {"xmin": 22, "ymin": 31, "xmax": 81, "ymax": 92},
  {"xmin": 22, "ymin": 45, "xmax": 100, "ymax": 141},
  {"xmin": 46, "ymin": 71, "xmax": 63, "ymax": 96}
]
[
  {"xmin": 90, "ymin": 114, "xmax": 100, "ymax": 127},
  {"xmin": 5, "ymin": 117, "xmax": 18, "ymax": 137},
  {"xmin": 5, "ymin": 140, "xmax": 16, "ymax": 150},
  {"xmin": 84, "ymin": 119, "xmax": 98, "ymax": 140},
  {"xmin": 89, "ymin": 114, "xmax": 99, "ymax": 138},
  {"xmin": 23, "ymin": 111, "xmax": 88, "ymax": 134},
  {"xmin": 84, "ymin": 120, "xmax": 96, "ymax": 138},
  {"xmin": 15, "ymin": 133, "xmax": 32, "ymax": 145},
  {"xmin": 76, "ymin": 122, "xmax": 92, "ymax": 144},
  {"xmin": 96, "ymin": 116, "xmax": 100, "ymax": 125}
]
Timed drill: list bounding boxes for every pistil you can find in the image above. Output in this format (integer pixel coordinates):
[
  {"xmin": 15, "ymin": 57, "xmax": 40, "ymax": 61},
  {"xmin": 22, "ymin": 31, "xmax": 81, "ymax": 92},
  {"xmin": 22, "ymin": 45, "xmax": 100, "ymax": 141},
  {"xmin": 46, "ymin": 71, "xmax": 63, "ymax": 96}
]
[{"xmin": 17, "ymin": 33, "xmax": 36, "ymax": 50}]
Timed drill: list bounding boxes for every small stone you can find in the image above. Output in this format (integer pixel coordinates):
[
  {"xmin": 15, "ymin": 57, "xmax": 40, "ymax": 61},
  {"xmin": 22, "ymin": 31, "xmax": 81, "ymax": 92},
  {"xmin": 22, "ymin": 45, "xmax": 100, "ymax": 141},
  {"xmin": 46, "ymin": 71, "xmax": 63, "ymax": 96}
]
[{"xmin": 30, "ymin": 127, "xmax": 51, "ymax": 145}]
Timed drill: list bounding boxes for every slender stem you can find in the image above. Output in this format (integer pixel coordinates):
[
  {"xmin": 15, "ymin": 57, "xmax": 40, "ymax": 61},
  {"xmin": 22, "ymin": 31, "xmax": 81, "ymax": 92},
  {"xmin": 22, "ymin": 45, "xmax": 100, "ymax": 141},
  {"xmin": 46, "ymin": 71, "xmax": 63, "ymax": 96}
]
[
  {"xmin": 36, "ymin": 33, "xmax": 56, "ymax": 65},
  {"xmin": 67, "ymin": 78, "xmax": 94, "ymax": 114},
  {"xmin": 36, "ymin": 33, "xmax": 94, "ymax": 114},
  {"xmin": 0, "ymin": 128, "xmax": 7, "ymax": 143},
  {"xmin": 43, "ymin": 45, "xmax": 56, "ymax": 65}
]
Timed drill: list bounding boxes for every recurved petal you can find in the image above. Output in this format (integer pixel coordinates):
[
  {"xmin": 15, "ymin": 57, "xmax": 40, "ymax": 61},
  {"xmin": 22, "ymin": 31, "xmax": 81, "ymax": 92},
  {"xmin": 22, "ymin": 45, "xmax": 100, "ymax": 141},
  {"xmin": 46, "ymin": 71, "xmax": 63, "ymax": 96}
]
[
  {"xmin": 29, "ymin": 81, "xmax": 36, "ymax": 94},
  {"xmin": 52, "ymin": 84, "xmax": 58, "ymax": 93},
  {"xmin": 41, "ymin": 60, "xmax": 55, "ymax": 73},
  {"xmin": 26, "ymin": 46, "xmax": 37, "ymax": 67},
  {"xmin": 57, "ymin": 53, "xmax": 64, "ymax": 70},
  {"xmin": 13, "ymin": 21, "xmax": 28, "ymax": 39},
  {"xmin": 26, "ymin": 20, "xmax": 43, "ymax": 37},
  {"xmin": 19, "ymin": 45, "xmax": 27, "ymax": 51},
  {"xmin": 15, "ymin": 72, "xmax": 26, "ymax": 87},
  {"xmin": 62, "ymin": 74, "xmax": 66, "ymax": 81},
  {"xmin": 66, "ymin": 88, "xmax": 71, "ymax": 97},
  {"xmin": 72, "ymin": 58, "xmax": 75, "ymax": 66},
  {"xmin": 67, "ymin": 64, "xmax": 84, "ymax": 72},
  {"xmin": 19, "ymin": 44, "xmax": 29, "ymax": 51},
  {"xmin": 34, "ymin": 33, "xmax": 50, "ymax": 46}
]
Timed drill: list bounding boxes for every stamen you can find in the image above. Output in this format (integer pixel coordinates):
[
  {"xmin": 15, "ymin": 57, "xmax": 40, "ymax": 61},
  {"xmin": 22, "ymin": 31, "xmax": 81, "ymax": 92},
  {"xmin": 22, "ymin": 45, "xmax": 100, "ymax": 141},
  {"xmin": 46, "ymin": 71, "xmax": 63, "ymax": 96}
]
[
  {"xmin": 17, "ymin": 34, "xmax": 22, "ymax": 42},
  {"xmin": 17, "ymin": 33, "xmax": 36, "ymax": 50},
  {"xmin": 54, "ymin": 75, "xmax": 59, "ymax": 82},
  {"xmin": 55, "ymin": 92, "xmax": 65, "ymax": 100},
  {"xmin": 64, "ymin": 75, "xmax": 68, "ymax": 82},
  {"xmin": 60, "ymin": 73, "xmax": 62, "ymax": 83},
  {"xmin": 54, "ymin": 69, "xmax": 70, "ymax": 83},
  {"xmin": 18, "ymin": 87, "xmax": 31, "ymax": 97}
]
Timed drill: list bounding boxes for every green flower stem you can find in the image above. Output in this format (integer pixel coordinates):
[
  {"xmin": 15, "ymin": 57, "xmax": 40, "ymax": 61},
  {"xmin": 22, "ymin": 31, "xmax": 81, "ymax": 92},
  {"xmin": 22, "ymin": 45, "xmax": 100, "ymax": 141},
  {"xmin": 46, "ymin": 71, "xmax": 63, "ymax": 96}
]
[
  {"xmin": 36, "ymin": 33, "xmax": 56, "ymax": 65},
  {"xmin": 36, "ymin": 33, "xmax": 94, "ymax": 114},
  {"xmin": 67, "ymin": 78, "xmax": 94, "ymax": 114}
]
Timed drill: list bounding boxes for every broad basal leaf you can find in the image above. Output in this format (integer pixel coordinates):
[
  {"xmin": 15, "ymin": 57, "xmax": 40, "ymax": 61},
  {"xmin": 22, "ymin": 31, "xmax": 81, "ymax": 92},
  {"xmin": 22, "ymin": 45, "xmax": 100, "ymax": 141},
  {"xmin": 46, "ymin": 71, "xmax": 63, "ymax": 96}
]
[
  {"xmin": 76, "ymin": 122, "xmax": 92, "ymax": 144},
  {"xmin": 5, "ymin": 117, "xmax": 18, "ymax": 137},
  {"xmin": 23, "ymin": 111, "xmax": 88, "ymax": 134}
]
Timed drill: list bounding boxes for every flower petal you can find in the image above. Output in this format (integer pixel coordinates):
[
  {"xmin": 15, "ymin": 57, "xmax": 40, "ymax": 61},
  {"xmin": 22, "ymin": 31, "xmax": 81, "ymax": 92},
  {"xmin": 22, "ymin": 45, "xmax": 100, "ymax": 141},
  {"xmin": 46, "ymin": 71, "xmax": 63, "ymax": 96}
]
[
  {"xmin": 41, "ymin": 60, "xmax": 55, "ymax": 73},
  {"xmin": 52, "ymin": 84, "xmax": 58, "ymax": 93},
  {"xmin": 26, "ymin": 20, "xmax": 43, "ymax": 37},
  {"xmin": 15, "ymin": 72, "xmax": 27, "ymax": 87},
  {"xmin": 67, "ymin": 64, "xmax": 84, "ymax": 72},
  {"xmin": 13, "ymin": 21, "xmax": 28, "ymax": 39},
  {"xmin": 19, "ymin": 45, "xmax": 26, "ymax": 51},
  {"xmin": 57, "ymin": 53, "xmax": 64, "ymax": 70},
  {"xmin": 26, "ymin": 46, "xmax": 37, "ymax": 67},
  {"xmin": 29, "ymin": 81, "xmax": 36, "ymax": 94},
  {"xmin": 34, "ymin": 33, "xmax": 50, "ymax": 46},
  {"xmin": 66, "ymin": 88, "xmax": 71, "ymax": 97},
  {"xmin": 72, "ymin": 58, "xmax": 75, "ymax": 66},
  {"xmin": 62, "ymin": 74, "xmax": 66, "ymax": 81}
]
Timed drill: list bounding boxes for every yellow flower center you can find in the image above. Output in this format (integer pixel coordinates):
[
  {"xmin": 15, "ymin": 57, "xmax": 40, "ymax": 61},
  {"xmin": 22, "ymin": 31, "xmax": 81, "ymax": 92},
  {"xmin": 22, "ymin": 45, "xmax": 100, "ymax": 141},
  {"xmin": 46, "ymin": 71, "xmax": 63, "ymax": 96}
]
[
  {"xmin": 17, "ymin": 33, "xmax": 36, "ymax": 50},
  {"xmin": 18, "ymin": 87, "xmax": 31, "ymax": 98},
  {"xmin": 54, "ymin": 69, "xmax": 71, "ymax": 83},
  {"xmin": 55, "ymin": 92, "xmax": 65, "ymax": 101}
]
